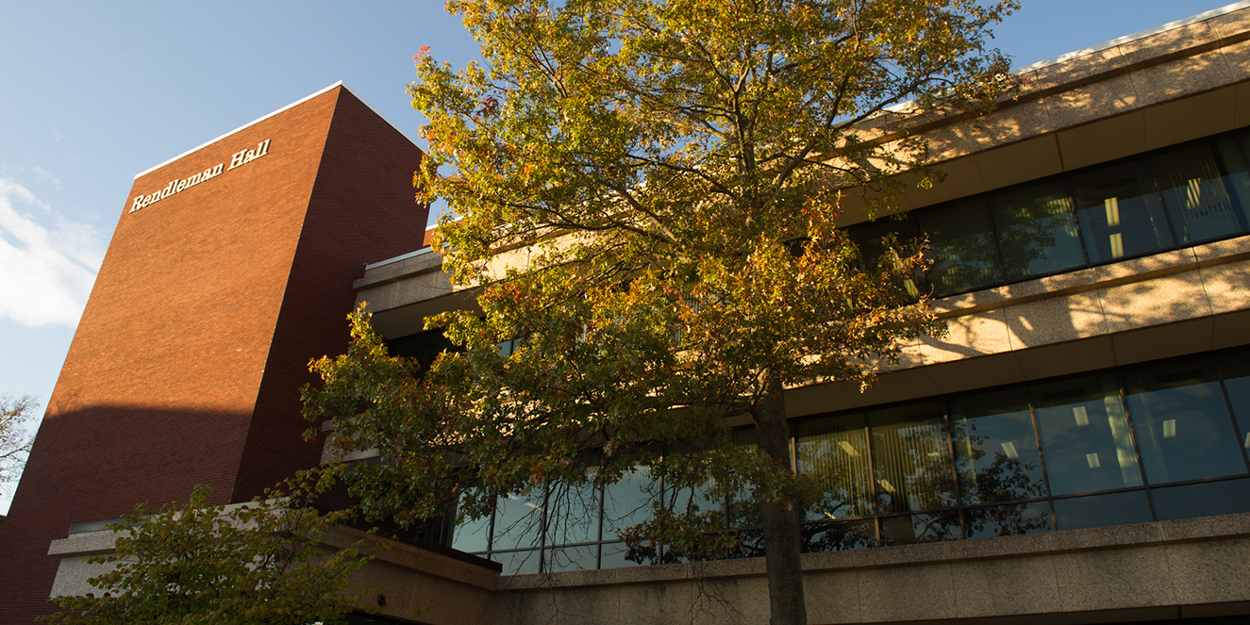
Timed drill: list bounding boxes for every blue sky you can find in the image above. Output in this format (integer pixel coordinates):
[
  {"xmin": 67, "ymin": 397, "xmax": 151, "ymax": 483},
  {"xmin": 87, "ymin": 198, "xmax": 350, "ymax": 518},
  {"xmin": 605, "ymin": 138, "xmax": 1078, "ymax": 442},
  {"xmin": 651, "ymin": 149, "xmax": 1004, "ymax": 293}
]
[{"xmin": 0, "ymin": 0, "xmax": 1235, "ymax": 513}]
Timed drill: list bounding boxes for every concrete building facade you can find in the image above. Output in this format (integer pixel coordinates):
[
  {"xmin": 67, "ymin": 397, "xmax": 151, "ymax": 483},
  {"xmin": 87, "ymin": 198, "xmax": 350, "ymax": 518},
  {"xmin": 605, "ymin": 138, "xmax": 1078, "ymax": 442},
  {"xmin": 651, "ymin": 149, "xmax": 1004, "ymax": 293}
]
[{"xmin": 14, "ymin": 4, "xmax": 1250, "ymax": 625}]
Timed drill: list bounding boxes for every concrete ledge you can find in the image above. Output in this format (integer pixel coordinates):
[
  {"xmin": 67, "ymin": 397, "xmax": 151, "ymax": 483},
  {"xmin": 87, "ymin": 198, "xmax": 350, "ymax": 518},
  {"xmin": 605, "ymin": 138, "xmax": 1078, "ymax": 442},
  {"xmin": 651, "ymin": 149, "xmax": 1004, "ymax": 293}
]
[{"xmin": 489, "ymin": 513, "xmax": 1250, "ymax": 625}]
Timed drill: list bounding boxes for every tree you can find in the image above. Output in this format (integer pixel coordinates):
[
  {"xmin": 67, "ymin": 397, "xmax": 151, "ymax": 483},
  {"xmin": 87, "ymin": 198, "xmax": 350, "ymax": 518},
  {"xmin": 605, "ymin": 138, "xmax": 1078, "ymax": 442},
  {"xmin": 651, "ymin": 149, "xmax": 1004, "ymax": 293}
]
[
  {"xmin": 1, "ymin": 394, "xmax": 37, "ymax": 488},
  {"xmin": 305, "ymin": 1, "xmax": 1016, "ymax": 623},
  {"xmin": 43, "ymin": 468, "xmax": 374, "ymax": 625}
]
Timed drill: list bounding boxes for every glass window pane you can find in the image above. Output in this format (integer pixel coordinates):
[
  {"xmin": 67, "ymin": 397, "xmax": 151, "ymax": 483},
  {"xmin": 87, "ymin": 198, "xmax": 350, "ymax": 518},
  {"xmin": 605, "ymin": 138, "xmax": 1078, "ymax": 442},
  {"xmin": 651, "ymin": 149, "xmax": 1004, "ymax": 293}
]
[
  {"xmin": 727, "ymin": 528, "xmax": 766, "ymax": 559},
  {"xmin": 849, "ymin": 214, "xmax": 922, "ymax": 266},
  {"xmin": 545, "ymin": 544, "xmax": 599, "ymax": 572},
  {"xmin": 963, "ymin": 501, "xmax": 1051, "ymax": 538},
  {"xmin": 950, "ymin": 387, "xmax": 1047, "ymax": 504},
  {"xmin": 1032, "ymin": 374, "xmax": 1144, "ymax": 495},
  {"xmin": 1152, "ymin": 144, "xmax": 1246, "ymax": 244},
  {"xmin": 545, "ymin": 480, "xmax": 601, "ymax": 547},
  {"xmin": 493, "ymin": 549, "xmax": 541, "ymax": 576},
  {"xmin": 1216, "ymin": 350, "xmax": 1250, "ymax": 454},
  {"xmin": 989, "ymin": 179, "xmax": 1085, "ymax": 280},
  {"xmin": 795, "ymin": 412, "xmax": 873, "ymax": 521},
  {"xmin": 1123, "ymin": 359, "xmax": 1248, "ymax": 484},
  {"xmin": 868, "ymin": 401, "xmax": 957, "ymax": 513},
  {"xmin": 1070, "ymin": 159, "xmax": 1173, "ymax": 263},
  {"xmin": 600, "ymin": 541, "xmax": 653, "ymax": 568},
  {"xmin": 603, "ymin": 466, "xmax": 660, "ymax": 540},
  {"xmin": 451, "ymin": 500, "xmax": 492, "ymax": 553},
  {"xmin": 1053, "ymin": 491, "xmax": 1152, "ymax": 531},
  {"xmin": 1151, "ymin": 478, "xmax": 1250, "ymax": 521},
  {"xmin": 880, "ymin": 512, "xmax": 960, "ymax": 546},
  {"xmin": 800, "ymin": 519, "xmax": 877, "ymax": 552},
  {"xmin": 1212, "ymin": 134, "xmax": 1250, "ymax": 234},
  {"xmin": 492, "ymin": 490, "xmax": 546, "ymax": 550},
  {"xmin": 915, "ymin": 198, "xmax": 1001, "ymax": 295}
]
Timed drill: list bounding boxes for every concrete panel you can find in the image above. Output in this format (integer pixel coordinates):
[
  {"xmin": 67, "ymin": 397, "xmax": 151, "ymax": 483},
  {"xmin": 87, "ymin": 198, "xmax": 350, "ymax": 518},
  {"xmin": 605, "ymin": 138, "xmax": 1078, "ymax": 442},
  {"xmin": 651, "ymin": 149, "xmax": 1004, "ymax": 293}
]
[
  {"xmin": 1212, "ymin": 308, "xmax": 1250, "ymax": 350},
  {"xmin": 919, "ymin": 309, "xmax": 1013, "ymax": 364},
  {"xmin": 688, "ymin": 576, "xmax": 768, "ymax": 625},
  {"xmin": 949, "ymin": 555, "xmax": 1062, "ymax": 619},
  {"xmin": 1119, "ymin": 20, "xmax": 1219, "ymax": 66},
  {"xmin": 966, "ymin": 102, "xmax": 1055, "ymax": 152},
  {"xmin": 849, "ymin": 366, "xmax": 945, "ymax": 411},
  {"xmin": 1236, "ymin": 80, "xmax": 1250, "ymax": 128},
  {"xmin": 1003, "ymin": 292, "xmax": 1108, "ymax": 349},
  {"xmin": 1053, "ymin": 546, "xmax": 1178, "ymax": 612},
  {"xmin": 1056, "ymin": 110, "xmax": 1147, "ymax": 171},
  {"xmin": 973, "ymin": 135, "xmax": 1063, "ymax": 192},
  {"xmin": 1221, "ymin": 38, "xmax": 1250, "ymax": 85},
  {"xmin": 1097, "ymin": 272, "xmax": 1212, "ymax": 333},
  {"xmin": 921, "ymin": 121, "xmax": 978, "ymax": 164},
  {"xmin": 903, "ymin": 157, "xmax": 985, "ymax": 209},
  {"xmin": 1130, "ymin": 49, "xmax": 1237, "ymax": 109},
  {"xmin": 616, "ymin": 580, "xmax": 698, "ymax": 625},
  {"xmin": 1165, "ymin": 537, "xmax": 1250, "ymax": 606},
  {"xmin": 353, "ymin": 560, "xmax": 424, "ymax": 623},
  {"xmin": 802, "ymin": 569, "xmax": 862, "ymax": 625},
  {"xmin": 1095, "ymin": 248, "xmax": 1197, "ymax": 282},
  {"xmin": 1191, "ymin": 233, "xmax": 1250, "ymax": 263},
  {"xmin": 1111, "ymin": 317, "xmax": 1216, "ymax": 366},
  {"xmin": 998, "ymin": 266, "xmax": 1104, "ymax": 299},
  {"xmin": 1143, "ymin": 86, "xmax": 1239, "ymax": 151},
  {"xmin": 491, "ymin": 589, "xmax": 574, "ymax": 625},
  {"xmin": 1208, "ymin": 6, "xmax": 1250, "ymax": 42},
  {"xmin": 1046, "ymin": 74, "xmax": 1141, "ymax": 131},
  {"xmin": 856, "ymin": 563, "xmax": 957, "ymax": 623},
  {"xmin": 1199, "ymin": 259, "xmax": 1250, "ymax": 314},
  {"xmin": 922, "ymin": 352, "xmax": 1027, "ymax": 396},
  {"xmin": 1013, "ymin": 336, "xmax": 1116, "ymax": 382},
  {"xmin": 48, "ymin": 555, "xmax": 119, "ymax": 598},
  {"xmin": 1032, "ymin": 46, "xmax": 1128, "ymax": 91}
]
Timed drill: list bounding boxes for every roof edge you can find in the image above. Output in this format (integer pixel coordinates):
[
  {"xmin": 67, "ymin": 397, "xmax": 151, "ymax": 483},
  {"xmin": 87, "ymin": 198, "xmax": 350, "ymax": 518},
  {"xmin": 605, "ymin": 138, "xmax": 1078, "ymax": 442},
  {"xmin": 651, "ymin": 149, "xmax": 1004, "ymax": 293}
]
[{"xmin": 133, "ymin": 81, "xmax": 421, "ymax": 179}]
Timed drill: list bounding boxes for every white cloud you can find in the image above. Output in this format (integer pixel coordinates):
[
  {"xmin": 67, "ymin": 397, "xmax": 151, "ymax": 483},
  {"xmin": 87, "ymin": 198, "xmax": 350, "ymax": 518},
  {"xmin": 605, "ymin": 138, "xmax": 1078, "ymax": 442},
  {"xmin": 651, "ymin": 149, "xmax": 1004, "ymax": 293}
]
[
  {"xmin": 0, "ymin": 178, "xmax": 105, "ymax": 327},
  {"xmin": 29, "ymin": 167, "xmax": 61, "ymax": 189}
]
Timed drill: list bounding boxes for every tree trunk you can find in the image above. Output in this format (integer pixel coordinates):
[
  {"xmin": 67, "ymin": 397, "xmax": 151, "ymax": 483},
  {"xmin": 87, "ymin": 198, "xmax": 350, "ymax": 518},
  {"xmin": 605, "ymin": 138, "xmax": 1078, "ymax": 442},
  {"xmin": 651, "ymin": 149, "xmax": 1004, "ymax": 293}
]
[{"xmin": 755, "ymin": 368, "xmax": 807, "ymax": 625}]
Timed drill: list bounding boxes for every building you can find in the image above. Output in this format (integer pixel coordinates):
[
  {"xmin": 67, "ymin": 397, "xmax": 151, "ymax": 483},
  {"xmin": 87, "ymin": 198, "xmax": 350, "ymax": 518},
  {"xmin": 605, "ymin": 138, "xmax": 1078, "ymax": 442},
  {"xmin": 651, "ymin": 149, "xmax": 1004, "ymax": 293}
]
[
  {"xmin": 9, "ymin": 3, "xmax": 1250, "ymax": 624},
  {"xmin": 0, "ymin": 83, "xmax": 427, "ymax": 623}
]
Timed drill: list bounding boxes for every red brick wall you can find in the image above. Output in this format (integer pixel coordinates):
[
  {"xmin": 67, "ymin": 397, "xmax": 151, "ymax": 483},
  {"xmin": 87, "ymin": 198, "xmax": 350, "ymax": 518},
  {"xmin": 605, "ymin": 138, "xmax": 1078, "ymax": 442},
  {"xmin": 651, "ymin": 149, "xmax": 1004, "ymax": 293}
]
[
  {"xmin": 233, "ymin": 89, "xmax": 427, "ymax": 501},
  {"xmin": 0, "ymin": 86, "xmax": 426, "ymax": 623}
]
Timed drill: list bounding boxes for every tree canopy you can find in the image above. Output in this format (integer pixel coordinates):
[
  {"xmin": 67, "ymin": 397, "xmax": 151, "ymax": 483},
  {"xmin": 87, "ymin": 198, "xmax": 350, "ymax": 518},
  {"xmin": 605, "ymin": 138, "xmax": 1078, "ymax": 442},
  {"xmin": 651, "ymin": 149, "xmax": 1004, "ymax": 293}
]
[
  {"xmin": 304, "ymin": 1, "xmax": 1017, "ymax": 623},
  {"xmin": 1, "ymin": 394, "xmax": 37, "ymax": 489}
]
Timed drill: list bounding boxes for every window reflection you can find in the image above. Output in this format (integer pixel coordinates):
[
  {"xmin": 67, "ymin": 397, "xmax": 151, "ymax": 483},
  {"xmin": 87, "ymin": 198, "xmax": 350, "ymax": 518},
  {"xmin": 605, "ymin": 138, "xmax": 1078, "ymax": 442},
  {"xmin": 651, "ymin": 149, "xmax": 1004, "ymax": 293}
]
[
  {"xmin": 800, "ymin": 519, "xmax": 877, "ymax": 552},
  {"xmin": 492, "ymin": 489, "xmax": 546, "ymax": 550},
  {"xmin": 1123, "ymin": 359, "xmax": 1248, "ymax": 484},
  {"xmin": 1032, "ymin": 374, "xmax": 1143, "ymax": 495},
  {"xmin": 545, "ymin": 544, "xmax": 598, "ymax": 572},
  {"xmin": 1150, "ymin": 478, "xmax": 1250, "ymax": 521},
  {"xmin": 916, "ymin": 199, "xmax": 1001, "ymax": 295},
  {"xmin": 880, "ymin": 512, "xmax": 961, "ymax": 545},
  {"xmin": 450, "ymin": 493, "xmax": 492, "ymax": 553},
  {"xmin": 950, "ymin": 387, "xmax": 1047, "ymax": 504},
  {"xmin": 1053, "ymin": 491, "xmax": 1152, "ymax": 531},
  {"xmin": 963, "ymin": 501, "xmax": 1051, "ymax": 539},
  {"xmin": 989, "ymin": 179, "xmax": 1084, "ymax": 280},
  {"xmin": 1069, "ymin": 160, "xmax": 1173, "ymax": 263},
  {"xmin": 868, "ymin": 401, "xmax": 956, "ymax": 514},
  {"xmin": 795, "ymin": 412, "xmax": 873, "ymax": 521},
  {"xmin": 458, "ymin": 347, "xmax": 1250, "ymax": 573},
  {"xmin": 1152, "ymin": 144, "xmax": 1244, "ymax": 244},
  {"xmin": 1216, "ymin": 352, "xmax": 1250, "ymax": 452}
]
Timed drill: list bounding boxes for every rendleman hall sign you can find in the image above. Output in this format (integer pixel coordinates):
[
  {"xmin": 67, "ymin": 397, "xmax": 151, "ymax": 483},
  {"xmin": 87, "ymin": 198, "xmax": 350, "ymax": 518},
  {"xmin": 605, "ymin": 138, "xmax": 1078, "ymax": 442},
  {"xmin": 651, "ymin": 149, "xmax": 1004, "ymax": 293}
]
[{"xmin": 128, "ymin": 139, "xmax": 271, "ymax": 213}]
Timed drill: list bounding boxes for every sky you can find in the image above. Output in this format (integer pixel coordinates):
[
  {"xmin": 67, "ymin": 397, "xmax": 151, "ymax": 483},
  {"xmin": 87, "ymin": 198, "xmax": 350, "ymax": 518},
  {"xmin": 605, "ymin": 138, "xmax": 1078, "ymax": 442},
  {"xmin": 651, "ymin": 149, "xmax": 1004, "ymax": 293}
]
[{"xmin": 0, "ymin": 0, "xmax": 1237, "ymax": 514}]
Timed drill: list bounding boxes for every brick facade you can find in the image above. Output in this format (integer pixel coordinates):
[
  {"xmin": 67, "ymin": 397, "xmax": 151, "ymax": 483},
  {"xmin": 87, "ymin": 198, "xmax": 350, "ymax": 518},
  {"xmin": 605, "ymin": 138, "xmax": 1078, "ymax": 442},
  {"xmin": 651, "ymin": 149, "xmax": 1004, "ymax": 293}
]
[{"xmin": 0, "ymin": 85, "xmax": 426, "ymax": 623}]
